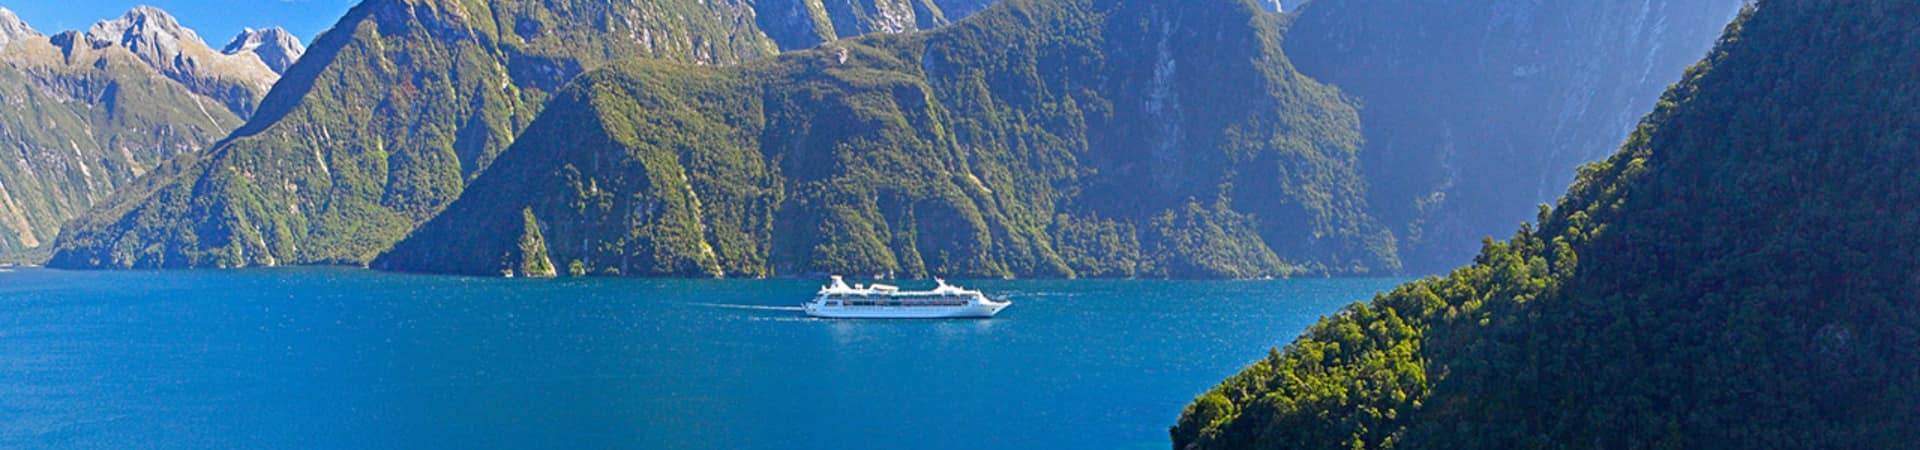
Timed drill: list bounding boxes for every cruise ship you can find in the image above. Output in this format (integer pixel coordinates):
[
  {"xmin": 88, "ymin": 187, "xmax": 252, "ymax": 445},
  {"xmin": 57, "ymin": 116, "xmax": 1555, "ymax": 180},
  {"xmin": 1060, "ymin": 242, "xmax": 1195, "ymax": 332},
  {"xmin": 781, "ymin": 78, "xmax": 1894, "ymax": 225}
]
[{"xmin": 803, "ymin": 276, "xmax": 1010, "ymax": 319}]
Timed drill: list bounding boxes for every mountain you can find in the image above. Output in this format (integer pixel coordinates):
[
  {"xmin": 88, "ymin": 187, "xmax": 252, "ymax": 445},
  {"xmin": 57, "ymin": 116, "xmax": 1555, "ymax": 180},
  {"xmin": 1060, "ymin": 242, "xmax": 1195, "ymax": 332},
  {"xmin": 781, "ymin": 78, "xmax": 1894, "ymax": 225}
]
[
  {"xmin": 81, "ymin": 6, "xmax": 282, "ymax": 117},
  {"xmin": 222, "ymin": 27, "xmax": 306, "ymax": 74},
  {"xmin": 48, "ymin": 0, "xmax": 1004, "ymax": 270},
  {"xmin": 1283, "ymin": 0, "xmax": 1744, "ymax": 273},
  {"xmin": 1174, "ymin": 0, "xmax": 1920, "ymax": 447},
  {"xmin": 0, "ymin": 7, "xmax": 283, "ymax": 255},
  {"xmin": 374, "ymin": 0, "xmax": 1395, "ymax": 279}
]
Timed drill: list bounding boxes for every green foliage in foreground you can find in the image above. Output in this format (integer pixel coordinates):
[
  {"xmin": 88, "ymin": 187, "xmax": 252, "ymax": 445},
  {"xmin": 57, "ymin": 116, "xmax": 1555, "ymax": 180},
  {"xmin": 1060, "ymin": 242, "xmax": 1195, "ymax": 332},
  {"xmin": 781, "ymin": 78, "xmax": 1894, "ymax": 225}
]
[
  {"xmin": 1175, "ymin": 1, "xmax": 1920, "ymax": 447},
  {"xmin": 376, "ymin": 0, "xmax": 1397, "ymax": 279}
]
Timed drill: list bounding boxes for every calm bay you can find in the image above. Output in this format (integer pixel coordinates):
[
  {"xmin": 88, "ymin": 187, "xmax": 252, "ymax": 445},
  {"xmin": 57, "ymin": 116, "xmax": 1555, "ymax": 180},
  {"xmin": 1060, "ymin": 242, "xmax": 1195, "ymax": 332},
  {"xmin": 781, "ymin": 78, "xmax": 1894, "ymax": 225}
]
[{"xmin": 0, "ymin": 268, "xmax": 1404, "ymax": 449}]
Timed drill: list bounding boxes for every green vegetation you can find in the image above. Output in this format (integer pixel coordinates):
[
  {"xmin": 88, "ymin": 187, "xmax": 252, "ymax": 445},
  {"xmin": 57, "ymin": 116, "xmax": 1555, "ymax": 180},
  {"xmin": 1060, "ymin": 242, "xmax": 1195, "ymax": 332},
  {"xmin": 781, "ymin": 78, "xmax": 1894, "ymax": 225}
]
[
  {"xmin": 513, "ymin": 207, "xmax": 556, "ymax": 277},
  {"xmin": 46, "ymin": 0, "xmax": 1007, "ymax": 270},
  {"xmin": 47, "ymin": 0, "xmax": 780, "ymax": 269},
  {"xmin": 0, "ymin": 30, "xmax": 252, "ymax": 254},
  {"xmin": 1176, "ymin": 1, "xmax": 1920, "ymax": 447},
  {"xmin": 377, "ymin": 0, "xmax": 1398, "ymax": 279}
]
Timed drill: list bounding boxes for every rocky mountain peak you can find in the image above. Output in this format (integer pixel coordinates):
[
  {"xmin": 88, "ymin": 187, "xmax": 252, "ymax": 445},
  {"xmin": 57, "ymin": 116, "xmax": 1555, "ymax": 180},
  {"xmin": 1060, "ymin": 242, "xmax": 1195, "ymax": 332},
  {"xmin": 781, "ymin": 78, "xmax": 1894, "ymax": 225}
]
[
  {"xmin": 0, "ymin": 7, "xmax": 39, "ymax": 49},
  {"xmin": 63, "ymin": 5, "xmax": 280, "ymax": 117},
  {"xmin": 82, "ymin": 5, "xmax": 209, "ymax": 72},
  {"xmin": 221, "ymin": 27, "xmax": 305, "ymax": 74}
]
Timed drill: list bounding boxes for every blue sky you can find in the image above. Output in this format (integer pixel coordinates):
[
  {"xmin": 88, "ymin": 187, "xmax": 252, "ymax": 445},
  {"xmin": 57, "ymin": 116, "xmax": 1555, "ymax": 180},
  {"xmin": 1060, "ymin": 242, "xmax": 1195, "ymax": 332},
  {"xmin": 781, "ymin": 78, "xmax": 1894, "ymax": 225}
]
[{"xmin": 6, "ymin": 0, "xmax": 359, "ymax": 46}]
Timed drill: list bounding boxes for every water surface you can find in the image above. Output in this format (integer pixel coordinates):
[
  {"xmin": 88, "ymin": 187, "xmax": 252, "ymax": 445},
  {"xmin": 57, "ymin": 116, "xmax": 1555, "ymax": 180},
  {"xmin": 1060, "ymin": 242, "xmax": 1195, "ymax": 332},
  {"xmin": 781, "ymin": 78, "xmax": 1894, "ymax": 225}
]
[{"xmin": 0, "ymin": 268, "xmax": 1404, "ymax": 449}]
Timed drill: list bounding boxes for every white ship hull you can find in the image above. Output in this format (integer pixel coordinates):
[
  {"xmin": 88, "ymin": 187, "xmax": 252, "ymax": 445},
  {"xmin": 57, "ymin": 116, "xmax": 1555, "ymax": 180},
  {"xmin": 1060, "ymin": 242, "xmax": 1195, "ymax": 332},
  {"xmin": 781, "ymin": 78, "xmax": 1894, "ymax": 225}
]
[
  {"xmin": 804, "ymin": 301, "xmax": 1008, "ymax": 319},
  {"xmin": 803, "ymin": 276, "xmax": 1011, "ymax": 319}
]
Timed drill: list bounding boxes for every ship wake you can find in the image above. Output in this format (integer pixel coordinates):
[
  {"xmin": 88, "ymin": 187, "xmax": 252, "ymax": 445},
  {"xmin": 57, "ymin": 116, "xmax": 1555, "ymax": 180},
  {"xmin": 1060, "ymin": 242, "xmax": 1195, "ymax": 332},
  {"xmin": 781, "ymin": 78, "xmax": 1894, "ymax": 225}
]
[{"xmin": 692, "ymin": 303, "xmax": 806, "ymax": 312}]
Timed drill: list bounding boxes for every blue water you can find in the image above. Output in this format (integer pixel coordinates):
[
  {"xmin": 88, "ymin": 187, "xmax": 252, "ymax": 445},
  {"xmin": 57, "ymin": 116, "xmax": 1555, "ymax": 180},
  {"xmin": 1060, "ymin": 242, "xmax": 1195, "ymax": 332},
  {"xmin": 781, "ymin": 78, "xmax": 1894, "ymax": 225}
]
[{"xmin": 0, "ymin": 268, "xmax": 1405, "ymax": 449}]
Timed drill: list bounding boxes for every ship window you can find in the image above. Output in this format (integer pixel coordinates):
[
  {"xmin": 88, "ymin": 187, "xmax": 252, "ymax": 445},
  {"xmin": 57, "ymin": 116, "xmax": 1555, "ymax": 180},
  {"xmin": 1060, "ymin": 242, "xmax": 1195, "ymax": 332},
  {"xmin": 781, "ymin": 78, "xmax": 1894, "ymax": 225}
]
[{"xmin": 826, "ymin": 301, "xmax": 840, "ymax": 306}]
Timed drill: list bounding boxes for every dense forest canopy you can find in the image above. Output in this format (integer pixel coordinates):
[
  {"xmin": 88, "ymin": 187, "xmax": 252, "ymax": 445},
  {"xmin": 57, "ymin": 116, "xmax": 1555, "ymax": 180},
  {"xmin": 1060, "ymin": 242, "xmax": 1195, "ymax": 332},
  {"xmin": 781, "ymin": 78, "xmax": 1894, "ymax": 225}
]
[{"xmin": 1175, "ymin": 0, "xmax": 1920, "ymax": 447}]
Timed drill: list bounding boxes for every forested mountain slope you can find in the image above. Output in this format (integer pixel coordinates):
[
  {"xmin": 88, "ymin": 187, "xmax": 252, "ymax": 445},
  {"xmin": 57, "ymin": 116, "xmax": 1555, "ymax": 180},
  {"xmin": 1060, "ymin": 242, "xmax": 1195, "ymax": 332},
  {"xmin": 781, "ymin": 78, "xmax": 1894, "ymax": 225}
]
[
  {"xmin": 1286, "ymin": 0, "xmax": 1744, "ymax": 272},
  {"xmin": 375, "ymin": 0, "xmax": 1396, "ymax": 278},
  {"xmin": 47, "ymin": 0, "xmax": 1001, "ymax": 269},
  {"xmin": 0, "ymin": 7, "xmax": 288, "ymax": 254},
  {"xmin": 1175, "ymin": 1, "xmax": 1920, "ymax": 447}
]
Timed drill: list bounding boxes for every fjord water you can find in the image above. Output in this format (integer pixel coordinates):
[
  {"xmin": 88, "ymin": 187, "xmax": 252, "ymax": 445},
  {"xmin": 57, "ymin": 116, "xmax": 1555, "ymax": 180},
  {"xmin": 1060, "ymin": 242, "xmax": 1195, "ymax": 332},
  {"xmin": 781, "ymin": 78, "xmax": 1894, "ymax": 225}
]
[{"xmin": 0, "ymin": 268, "xmax": 1403, "ymax": 449}]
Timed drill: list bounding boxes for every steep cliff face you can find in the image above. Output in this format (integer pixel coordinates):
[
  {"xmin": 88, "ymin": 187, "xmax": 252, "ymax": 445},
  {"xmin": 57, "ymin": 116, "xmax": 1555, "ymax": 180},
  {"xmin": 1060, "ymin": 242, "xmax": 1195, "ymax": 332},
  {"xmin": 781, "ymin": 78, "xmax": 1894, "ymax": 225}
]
[
  {"xmin": 0, "ymin": 7, "xmax": 279, "ymax": 254},
  {"xmin": 222, "ymin": 27, "xmax": 307, "ymax": 74},
  {"xmin": 376, "ymin": 0, "xmax": 1396, "ymax": 279},
  {"xmin": 1287, "ymin": 0, "xmax": 1743, "ymax": 272},
  {"xmin": 1178, "ymin": 0, "xmax": 1920, "ymax": 447}
]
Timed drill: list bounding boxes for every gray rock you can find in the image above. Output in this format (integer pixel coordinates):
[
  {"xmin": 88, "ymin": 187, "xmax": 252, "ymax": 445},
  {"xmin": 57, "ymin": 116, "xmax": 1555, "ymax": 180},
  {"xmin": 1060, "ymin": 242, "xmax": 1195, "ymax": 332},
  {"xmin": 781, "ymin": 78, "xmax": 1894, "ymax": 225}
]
[
  {"xmin": 222, "ymin": 27, "xmax": 306, "ymax": 74},
  {"xmin": 0, "ymin": 7, "xmax": 38, "ymax": 49},
  {"xmin": 85, "ymin": 6, "xmax": 195, "ymax": 65},
  {"xmin": 78, "ymin": 6, "xmax": 279, "ymax": 116}
]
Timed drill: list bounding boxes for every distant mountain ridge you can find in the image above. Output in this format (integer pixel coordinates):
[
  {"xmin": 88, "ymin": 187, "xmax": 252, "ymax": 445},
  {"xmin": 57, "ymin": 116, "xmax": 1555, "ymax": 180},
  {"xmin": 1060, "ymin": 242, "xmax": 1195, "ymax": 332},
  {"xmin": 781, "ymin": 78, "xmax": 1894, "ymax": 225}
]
[
  {"xmin": 0, "ymin": 6, "xmax": 293, "ymax": 254},
  {"xmin": 75, "ymin": 6, "xmax": 284, "ymax": 116}
]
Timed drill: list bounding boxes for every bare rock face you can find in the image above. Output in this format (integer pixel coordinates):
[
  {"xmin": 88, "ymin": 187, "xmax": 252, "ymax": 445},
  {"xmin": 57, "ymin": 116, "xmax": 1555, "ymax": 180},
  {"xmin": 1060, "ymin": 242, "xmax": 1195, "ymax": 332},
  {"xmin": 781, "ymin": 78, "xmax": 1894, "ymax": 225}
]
[
  {"xmin": 85, "ymin": 6, "xmax": 197, "ymax": 70},
  {"xmin": 222, "ymin": 27, "xmax": 306, "ymax": 74},
  {"xmin": 83, "ymin": 6, "xmax": 279, "ymax": 116},
  {"xmin": 752, "ymin": 0, "xmax": 1000, "ymax": 50},
  {"xmin": 0, "ymin": 7, "xmax": 39, "ymax": 49}
]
